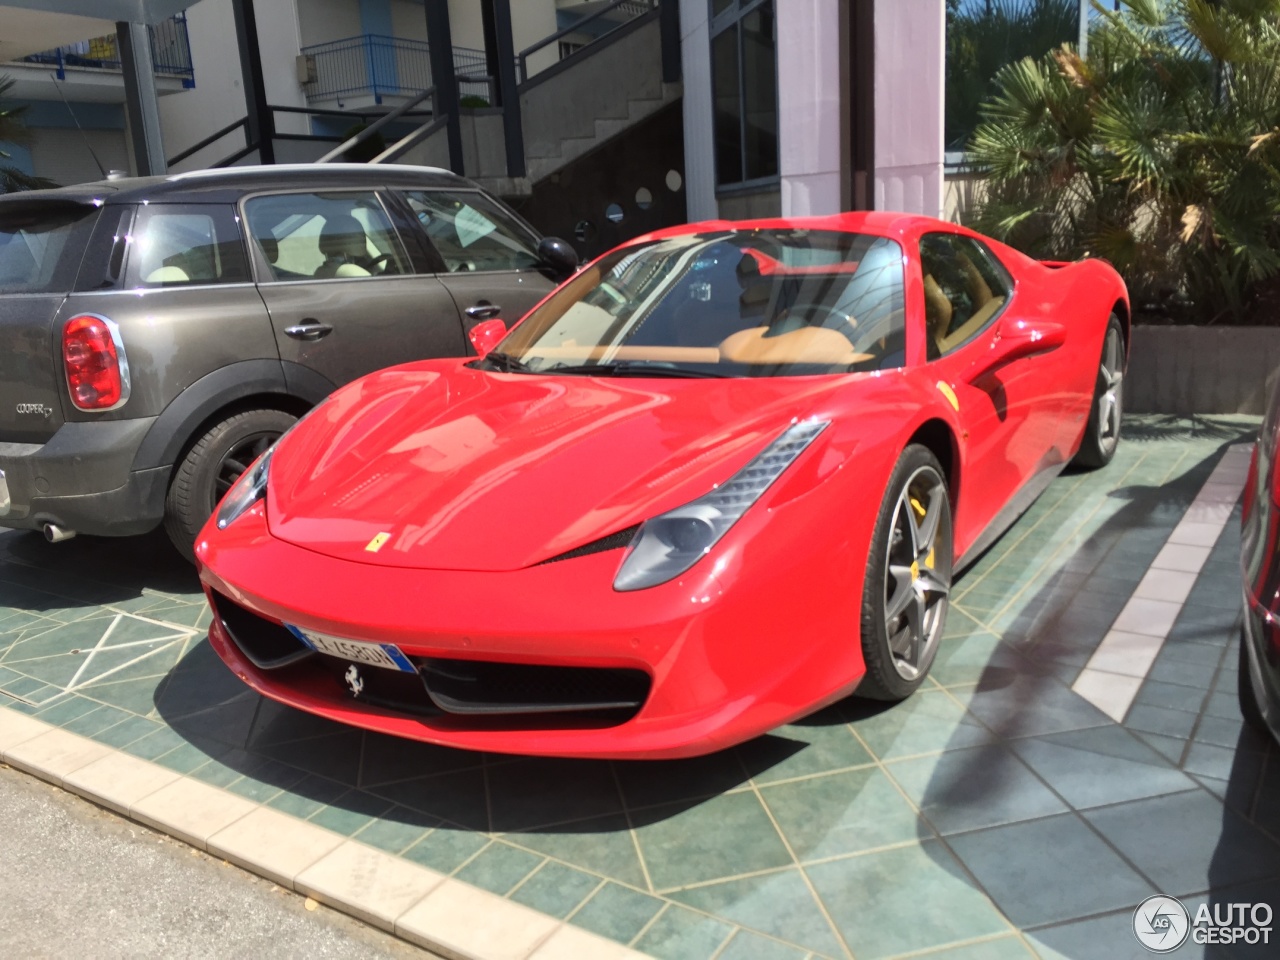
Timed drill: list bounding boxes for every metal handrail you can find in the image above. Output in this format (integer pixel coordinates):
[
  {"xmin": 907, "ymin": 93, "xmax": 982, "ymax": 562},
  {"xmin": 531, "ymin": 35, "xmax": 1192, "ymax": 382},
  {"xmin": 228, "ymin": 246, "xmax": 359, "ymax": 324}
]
[
  {"xmin": 517, "ymin": 0, "xmax": 656, "ymax": 82},
  {"xmin": 371, "ymin": 115, "xmax": 452, "ymax": 164},
  {"xmin": 317, "ymin": 85, "xmax": 437, "ymax": 163},
  {"xmin": 166, "ymin": 116, "xmax": 248, "ymax": 167}
]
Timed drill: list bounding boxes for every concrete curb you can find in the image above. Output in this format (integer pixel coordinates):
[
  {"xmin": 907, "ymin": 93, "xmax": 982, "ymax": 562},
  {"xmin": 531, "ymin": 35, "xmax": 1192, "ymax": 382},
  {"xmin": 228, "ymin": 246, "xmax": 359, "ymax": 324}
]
[{"xmin": 0, "ymin": 709, "xmax": 651, "ymax": 960}]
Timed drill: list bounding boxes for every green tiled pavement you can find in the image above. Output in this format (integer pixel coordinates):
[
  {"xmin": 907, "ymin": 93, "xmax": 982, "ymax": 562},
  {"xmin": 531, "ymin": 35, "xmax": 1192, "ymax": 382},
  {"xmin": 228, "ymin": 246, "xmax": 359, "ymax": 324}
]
[{"xmin": 2, "ymin": 415, "xmax": 1278, "ymax": 960}]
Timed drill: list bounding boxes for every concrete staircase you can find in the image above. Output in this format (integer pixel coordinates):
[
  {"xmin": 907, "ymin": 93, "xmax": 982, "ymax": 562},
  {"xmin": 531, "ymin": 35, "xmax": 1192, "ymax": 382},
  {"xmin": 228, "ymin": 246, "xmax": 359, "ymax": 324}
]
[{"xmin": 519, "ymin": 12, "xmax": 680, "ymax": 184}]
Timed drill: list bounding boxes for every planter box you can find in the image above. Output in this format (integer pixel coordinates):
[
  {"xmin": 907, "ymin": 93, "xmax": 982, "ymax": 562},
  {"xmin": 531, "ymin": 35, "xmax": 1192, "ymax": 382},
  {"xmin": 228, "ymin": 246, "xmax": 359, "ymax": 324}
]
[{"xmin": 1126, "ymin": 324, "xmax": 1280, "ymax": 415}]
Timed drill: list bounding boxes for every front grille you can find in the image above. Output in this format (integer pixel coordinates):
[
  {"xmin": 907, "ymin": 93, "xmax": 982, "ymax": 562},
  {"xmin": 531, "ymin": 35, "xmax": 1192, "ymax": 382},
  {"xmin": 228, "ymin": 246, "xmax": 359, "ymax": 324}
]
[
  {"xmin": 212, "ymin": 591, "xmax": 313, "ymax": 670},
  {"xmin": 420, "ymin": 658, "xmax": 650, "ymax": 716},
  {"xmin": 212, "ymin": 593, "xmax": 649, "ymax": 727}
]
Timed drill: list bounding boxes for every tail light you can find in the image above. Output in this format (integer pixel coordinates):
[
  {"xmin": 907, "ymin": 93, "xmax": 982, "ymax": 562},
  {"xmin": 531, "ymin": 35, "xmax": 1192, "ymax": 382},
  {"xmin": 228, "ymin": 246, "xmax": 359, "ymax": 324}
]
[{"xmin": 63, "ymin": 314, "xmax": 130, "ymax": 411}]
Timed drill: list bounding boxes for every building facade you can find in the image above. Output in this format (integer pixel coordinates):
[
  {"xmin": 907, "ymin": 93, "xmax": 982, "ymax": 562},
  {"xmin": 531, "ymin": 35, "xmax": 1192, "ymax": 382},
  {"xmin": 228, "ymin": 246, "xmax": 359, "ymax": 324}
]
[{"xmin": 0, "ymin": 0, "xmax": 946, "ymax": 243}]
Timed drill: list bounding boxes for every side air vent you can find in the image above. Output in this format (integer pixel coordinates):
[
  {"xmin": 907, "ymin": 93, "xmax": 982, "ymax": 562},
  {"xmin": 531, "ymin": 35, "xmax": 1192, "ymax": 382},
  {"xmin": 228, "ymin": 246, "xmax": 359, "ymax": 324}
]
[
  {"xmin": 538, "ymin": 525, "xmax": 641, "ymax": 565},
  {"xmin": 212, "ymin": 590, "xmax": 314, "ymax": 670}
]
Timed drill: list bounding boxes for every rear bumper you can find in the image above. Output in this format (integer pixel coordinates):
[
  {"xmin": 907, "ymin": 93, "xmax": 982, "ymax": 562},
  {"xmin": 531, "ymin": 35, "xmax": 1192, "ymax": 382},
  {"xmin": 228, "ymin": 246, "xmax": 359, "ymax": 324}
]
[{"xmin": 0, "ymin": 417, "xmax": 166, "ymax": 537}]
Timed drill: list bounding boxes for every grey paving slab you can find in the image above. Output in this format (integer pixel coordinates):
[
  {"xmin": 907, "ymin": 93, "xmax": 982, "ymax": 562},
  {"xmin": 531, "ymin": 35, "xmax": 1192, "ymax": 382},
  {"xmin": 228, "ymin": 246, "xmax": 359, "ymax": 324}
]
[{"xmin": 1, "ymin": 416, "xmax": 1275, "ymax": 960}]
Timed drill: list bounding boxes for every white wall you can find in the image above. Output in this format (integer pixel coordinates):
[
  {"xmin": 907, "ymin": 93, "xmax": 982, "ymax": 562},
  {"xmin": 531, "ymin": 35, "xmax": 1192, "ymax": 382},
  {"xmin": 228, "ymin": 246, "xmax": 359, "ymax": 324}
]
[
  {"xmin": 390, "ymin": 0, "xmax": 428, "ymax": 42},
  {"xmin": 872, "ymin": 0, "xmax": 944, "ymax": 217},
  {"xmin": 296, "ymin": 0, "xmax": 362, "ymax": 47},
  {"xmin": 777, "ymin": 0, "xmax": 842, "ymax": 216},
  {"xmin": 159, "ymin": 0, "xmax": 310, "ymax": 170},
  {"xmin": 678, "ymin": 0, "xmax": 717, "ymax": 221}
]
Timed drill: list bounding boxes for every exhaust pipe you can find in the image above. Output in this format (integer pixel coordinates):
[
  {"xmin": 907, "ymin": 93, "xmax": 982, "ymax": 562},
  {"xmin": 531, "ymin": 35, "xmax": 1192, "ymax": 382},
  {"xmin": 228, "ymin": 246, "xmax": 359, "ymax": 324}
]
[{"xmin": 42, "ymin": 523, "xmax": 76, "ymax": 543}]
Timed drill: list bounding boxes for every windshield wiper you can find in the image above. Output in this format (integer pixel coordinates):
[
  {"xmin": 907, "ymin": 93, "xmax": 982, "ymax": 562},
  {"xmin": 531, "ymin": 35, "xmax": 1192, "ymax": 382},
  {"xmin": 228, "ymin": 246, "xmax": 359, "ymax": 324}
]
[
  {"xmin": 544, "ymin": 362, "xmax": 732, "ymax": 379},
  {"xmin": 476, "ymin": 351, "xmax": 533, "ymax": 373}
]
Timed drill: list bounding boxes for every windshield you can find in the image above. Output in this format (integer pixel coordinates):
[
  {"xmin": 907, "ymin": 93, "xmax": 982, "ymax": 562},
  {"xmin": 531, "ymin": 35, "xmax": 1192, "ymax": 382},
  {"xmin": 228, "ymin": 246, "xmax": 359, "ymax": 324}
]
[{"xmin": 492, "ymin": 229, "xmax": 906, "ymax": 378}]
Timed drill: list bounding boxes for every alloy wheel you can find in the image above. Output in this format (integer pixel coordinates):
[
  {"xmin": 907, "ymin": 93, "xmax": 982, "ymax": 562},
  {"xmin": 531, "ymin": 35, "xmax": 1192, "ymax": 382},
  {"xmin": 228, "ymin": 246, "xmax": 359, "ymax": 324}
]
[
  {"xmin": 211, "ymin": 432, "xmax": 278, "ymax": 511},
  {"xmin": 883, "ymin": 466, "xmax": 952, "ymax": 680},
  {"xmin": 1097, "ymin": 325, "xmax": 1124, "ymax": 455}
]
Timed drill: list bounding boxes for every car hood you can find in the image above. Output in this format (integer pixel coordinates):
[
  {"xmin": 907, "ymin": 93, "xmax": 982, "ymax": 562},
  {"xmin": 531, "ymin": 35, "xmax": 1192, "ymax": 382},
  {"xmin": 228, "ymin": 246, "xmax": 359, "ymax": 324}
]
[{"xmin": 266, "ymin": 360, "xmax": 846, "ymax": 571}]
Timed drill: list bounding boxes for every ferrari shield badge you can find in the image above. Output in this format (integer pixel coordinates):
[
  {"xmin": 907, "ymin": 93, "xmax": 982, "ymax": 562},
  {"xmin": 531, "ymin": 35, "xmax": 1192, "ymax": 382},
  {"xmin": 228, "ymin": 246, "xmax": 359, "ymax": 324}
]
[
  {"xmin": 344, "ymin": 664, "xmax": 365, "ymax": 697},
  {"xmin": 936, "ymin": 381, "xmax": 960, "ymax": 411},
  {"xmin": 365, "ymin": 532, "xmax": 392, "ymax": 553}
]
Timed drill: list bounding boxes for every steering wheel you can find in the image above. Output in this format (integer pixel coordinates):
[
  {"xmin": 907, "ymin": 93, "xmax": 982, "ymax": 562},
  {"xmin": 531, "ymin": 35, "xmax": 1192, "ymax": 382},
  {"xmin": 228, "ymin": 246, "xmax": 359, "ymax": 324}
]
[
  {"xmin": 363, "ymin": 253, "xmax": 396, "ymax": 275},
  {"xmin": 784, "ymin": 301, "xmax": 860, "ymax": 347}
]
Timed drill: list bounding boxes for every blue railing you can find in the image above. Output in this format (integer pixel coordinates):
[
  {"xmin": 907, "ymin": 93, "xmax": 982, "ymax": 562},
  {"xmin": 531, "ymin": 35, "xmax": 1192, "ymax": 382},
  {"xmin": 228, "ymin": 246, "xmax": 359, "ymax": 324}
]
[
  {"xmin": 23, "ymin": 14, "xmax": 195, "ymax": 88},
  {"xmin": 300, "ymin": 35, "xmax": 496, "ymax": 105}
]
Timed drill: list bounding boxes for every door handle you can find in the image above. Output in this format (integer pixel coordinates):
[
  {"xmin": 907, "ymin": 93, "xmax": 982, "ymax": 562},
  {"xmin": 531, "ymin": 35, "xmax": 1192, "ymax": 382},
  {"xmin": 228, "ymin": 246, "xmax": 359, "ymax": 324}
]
[
  {"xmin": 284, "ymin": 321, "xmax": 333, "ymax": 342},
  {"xmin": 465, "ymin": 303, "xmax": 501, "ymax": 320}
]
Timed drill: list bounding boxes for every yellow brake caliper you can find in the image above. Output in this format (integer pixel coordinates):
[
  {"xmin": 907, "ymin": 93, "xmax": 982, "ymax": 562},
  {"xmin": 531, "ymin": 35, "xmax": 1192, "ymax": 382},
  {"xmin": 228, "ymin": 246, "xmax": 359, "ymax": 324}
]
[{"xmin": 909, "ymin": 494, "xmax": 934, "ymax": 577}]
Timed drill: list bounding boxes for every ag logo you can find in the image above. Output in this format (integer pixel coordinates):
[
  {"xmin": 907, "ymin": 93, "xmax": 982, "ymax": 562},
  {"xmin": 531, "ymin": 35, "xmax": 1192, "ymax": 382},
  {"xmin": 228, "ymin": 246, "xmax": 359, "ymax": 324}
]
[
  {"xmin": 1134, "ymin": 895, "xmax": 1190, "ymax": 953},
  {"xmin": 343, "ymin": 664, "xmax": 365, "ymax": 698}
]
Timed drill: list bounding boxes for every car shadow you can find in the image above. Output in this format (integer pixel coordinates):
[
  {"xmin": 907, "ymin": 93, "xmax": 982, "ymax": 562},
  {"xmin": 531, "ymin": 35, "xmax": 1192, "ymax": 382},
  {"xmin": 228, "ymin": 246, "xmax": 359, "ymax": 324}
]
[
  {"xmin": 889, "ymin": 424, "xmax": 1280, "ymax": 955},
  {"xmin": 150, "ymin": 636, "xmax": 805, "ymax": 838}
]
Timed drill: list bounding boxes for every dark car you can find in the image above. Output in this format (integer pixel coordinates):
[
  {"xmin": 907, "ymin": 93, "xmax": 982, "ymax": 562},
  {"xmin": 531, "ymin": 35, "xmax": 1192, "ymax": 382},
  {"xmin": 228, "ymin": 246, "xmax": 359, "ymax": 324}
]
[
  {"xmin": 0, "ymin": 163, "xmax": 576, "ymax": 557},
  {"xmin": 1241, "ymin": 379, "xmax": 1280, "ymax": 740}
]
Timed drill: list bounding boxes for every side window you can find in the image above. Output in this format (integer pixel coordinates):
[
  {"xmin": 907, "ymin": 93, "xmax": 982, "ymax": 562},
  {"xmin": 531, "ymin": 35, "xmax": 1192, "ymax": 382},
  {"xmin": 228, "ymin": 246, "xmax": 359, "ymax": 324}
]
[
  {"xmin": 403, "ymin": 190, "xmax": 540, "ymax": 273},
  {"xmin": 243, "ymin": 192, "xmax": 409, "ymax": 282},
  {"xmin": 919, "ymin": 233, "xmax": 1012, "ymax": 359},
  {"xmin": 128, "ymin": 204, "xmax": 249, "ymax": 287}
]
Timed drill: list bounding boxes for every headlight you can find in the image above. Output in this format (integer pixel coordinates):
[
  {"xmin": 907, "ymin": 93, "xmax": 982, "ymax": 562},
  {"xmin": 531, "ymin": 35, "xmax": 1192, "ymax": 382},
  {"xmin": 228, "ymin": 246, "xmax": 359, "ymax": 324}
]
[
  {"xmin": 614, "ymin": 419, "xmax": 829, "ymax": 591},
  {"xmin": 216, "ymin": 447, "xmax": 273, "ymax": 530}
]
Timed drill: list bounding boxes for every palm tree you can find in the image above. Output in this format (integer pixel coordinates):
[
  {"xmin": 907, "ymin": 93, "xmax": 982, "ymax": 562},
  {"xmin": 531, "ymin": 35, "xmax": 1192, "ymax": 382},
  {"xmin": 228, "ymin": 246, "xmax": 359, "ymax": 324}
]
[
  {"xmin": 947, "ymin": 0, "xmax": 1081, "ymax": 149},
  {"xmin": 0, "ymin": 76, "xmax": 58, "ymax": 192},
  {"xmin": 967, "ymin": 0, "xmax": 1280, "ymax": 323}
]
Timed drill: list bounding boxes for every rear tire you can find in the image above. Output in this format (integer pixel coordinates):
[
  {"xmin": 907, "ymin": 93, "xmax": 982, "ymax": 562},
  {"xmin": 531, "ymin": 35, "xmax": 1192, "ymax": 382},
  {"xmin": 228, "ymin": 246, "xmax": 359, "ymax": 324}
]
[
  {"xmin": 1073, "ymin": 314, "xmax": 1125, "ymax": 469},
  {"xmin": 1239, "ymin": 624, "xmax": 1270, "ymax": 737},
  {"xmin": 857, "ymin": 445, "xmax": 953, "ymax": 701},
  {"xmin": 164, "ymin": 408, "xmax": 296, "ymax": 561}
]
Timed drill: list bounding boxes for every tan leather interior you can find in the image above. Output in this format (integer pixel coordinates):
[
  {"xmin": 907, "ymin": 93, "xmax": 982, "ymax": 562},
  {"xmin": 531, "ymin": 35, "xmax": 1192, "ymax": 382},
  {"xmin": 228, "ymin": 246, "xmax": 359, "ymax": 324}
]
[
  {"xmin": 719, "ymin": 327, "xmax": 874, "ymax": 366},
  {"xmin": 935, "ymin": 296, "xmax": 1006, "ymax": 354},
  {"xmin": 144, "ymin": 265, "xmax": 191, "ymax": 284},
  {"xmin": 922, "ymin": 274, "xmax": 952, "ymax": 349}
]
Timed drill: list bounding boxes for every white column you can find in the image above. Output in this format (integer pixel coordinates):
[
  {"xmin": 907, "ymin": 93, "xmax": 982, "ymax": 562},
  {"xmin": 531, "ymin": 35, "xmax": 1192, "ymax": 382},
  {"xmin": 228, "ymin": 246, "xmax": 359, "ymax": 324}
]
[
  {"xmin": 777, "ymin": 0, "xmax": 842, "ymax": 216},
  {"xmin": 679, "ymin": 0, "xmax": 719, "ymax": 221},
  {"xmin": 873, "ymin": 0, "xmax": 945, "ymax": 217}
]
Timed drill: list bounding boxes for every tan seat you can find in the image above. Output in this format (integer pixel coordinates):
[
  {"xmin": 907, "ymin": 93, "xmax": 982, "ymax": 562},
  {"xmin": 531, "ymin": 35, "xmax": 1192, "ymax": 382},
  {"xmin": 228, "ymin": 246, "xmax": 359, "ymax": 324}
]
[
  {"xmin": 144, "ymin": 265, "xmax": 190, "ymax": 284},
  {"xmin": 922, "ymin": 274, "xmax": 953, "ymax": 357},
  {"xmin": 935, "ymin": 296, "xmax": 1006, "ymax": 354},
  {"xmin": 719, "ymin": 326, "xmax": 874, "ymax": 367}
]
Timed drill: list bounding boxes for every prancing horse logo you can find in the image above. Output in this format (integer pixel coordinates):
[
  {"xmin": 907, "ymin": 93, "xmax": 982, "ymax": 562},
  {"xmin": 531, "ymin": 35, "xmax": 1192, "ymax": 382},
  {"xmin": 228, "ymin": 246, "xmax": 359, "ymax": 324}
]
[{"xmin": 344, "ymin": 664, "xmax": 364, "ymax": 697}]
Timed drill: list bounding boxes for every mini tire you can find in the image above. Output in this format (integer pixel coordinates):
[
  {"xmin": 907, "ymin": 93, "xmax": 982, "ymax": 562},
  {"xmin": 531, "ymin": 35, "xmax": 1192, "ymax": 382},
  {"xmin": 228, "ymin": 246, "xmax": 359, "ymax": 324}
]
[
  {"xmin": 1073, "ymin": 313, "xmax": 1125, "ymax": 469},
  {"xmin": 1239, "ymin": 624, "xmax": 1269, "ymax": 737},
  {"xmin": 858, "ymin": 444, "xmax": 953, "ymax": 701},
  {"xmin": 164, "ymin": 408, "xmax": 296, "ymax": 560}
]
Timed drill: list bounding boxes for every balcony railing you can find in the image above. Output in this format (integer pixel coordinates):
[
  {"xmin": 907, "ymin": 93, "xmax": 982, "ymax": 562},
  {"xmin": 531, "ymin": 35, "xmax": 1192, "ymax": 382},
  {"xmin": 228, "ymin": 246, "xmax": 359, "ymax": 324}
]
[
  {"xmin": 299, "ymin": 35, "xmax": 496, "ymax": 105},
  {"xmin": 22, "ymin": 14, "xmax": 195, "ymax": 87}
]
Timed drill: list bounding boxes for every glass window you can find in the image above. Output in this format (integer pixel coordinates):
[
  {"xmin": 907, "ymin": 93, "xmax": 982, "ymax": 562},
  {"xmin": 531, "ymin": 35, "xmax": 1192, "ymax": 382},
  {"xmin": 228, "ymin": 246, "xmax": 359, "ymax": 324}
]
[
  {"xmin": 128, "ymin": 204, "xmax": 249, "ymax": 287},
  {"xmin": 243, "ymin": 192, "xmax": 409, "ymax": 282},
  {"xmin": 919, "ymin": 233, "xmax": 1013, "ymax": 359},
  {"xmin": 710, "ymin": 0, "xmax": 778, "ymax": 189},
  {"xmin": 492, "ymin": 229, "xmax": 906, "ymax": 378},
  {"xmin": 403, "ymin": 190, "xmax": 541, "ymax": 273},
  {"xmin": 0, "ymin": 201, "xmax": 98, "ymax": 294}
]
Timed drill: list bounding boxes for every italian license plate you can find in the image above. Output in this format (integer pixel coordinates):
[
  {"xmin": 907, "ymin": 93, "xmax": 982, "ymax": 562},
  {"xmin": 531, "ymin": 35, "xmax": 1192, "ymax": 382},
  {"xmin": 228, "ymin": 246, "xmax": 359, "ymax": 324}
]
[{"xmin": 285, "ymin": 624, "xmax": 416, "ymax": 673}]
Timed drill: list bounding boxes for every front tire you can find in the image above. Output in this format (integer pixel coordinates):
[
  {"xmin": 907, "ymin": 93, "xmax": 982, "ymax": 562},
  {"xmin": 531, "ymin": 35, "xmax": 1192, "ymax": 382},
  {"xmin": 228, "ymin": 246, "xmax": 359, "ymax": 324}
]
[
  {"xmin": 858, "ymin": 445, "xmax": 953, "ymax": 701},
  {"xmin": 164, "ymin": 408, "xmax": 296, "ymax": 561},
  {"xmin": 1073, "ymin": 314, "xmax": 1125, "ymax": 469},
  {"xmin": 1239, "ymin": 624, "xmax": 1270, "ymax": 737}
]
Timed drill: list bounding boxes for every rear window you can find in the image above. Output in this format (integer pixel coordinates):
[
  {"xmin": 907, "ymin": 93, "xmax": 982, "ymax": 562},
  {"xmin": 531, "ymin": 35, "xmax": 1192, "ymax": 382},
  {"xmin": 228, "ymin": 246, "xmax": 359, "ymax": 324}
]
[{"xmin": 0, "ymin": 200, "xmax": 99, "ymax": 294}]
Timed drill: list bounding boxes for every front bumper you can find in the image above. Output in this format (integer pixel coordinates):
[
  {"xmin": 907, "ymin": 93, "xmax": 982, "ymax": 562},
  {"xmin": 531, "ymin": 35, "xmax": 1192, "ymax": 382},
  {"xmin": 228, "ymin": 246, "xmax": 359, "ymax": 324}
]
[
  {"xmin": 196, "ymin": 504, "xmax": 866, "ymax": 759},
  {"xmin": 0, "ymin": 417, "xmax": 166, "ymax": 537}
]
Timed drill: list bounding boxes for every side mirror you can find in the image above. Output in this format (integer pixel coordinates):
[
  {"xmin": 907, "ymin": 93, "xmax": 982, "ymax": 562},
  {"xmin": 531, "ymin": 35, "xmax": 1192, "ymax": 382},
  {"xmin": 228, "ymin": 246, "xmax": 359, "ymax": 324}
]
[
  {"xmin": 468, "ymin": 318, "xmax": 507, "ymax": 358},
  {"xmin": 967, "ymin": 317, "xmax": 1066, "ymax": 382},
  {"xmin": 538, "ymin": 236, "xmax": 579, "ymax": 280}
]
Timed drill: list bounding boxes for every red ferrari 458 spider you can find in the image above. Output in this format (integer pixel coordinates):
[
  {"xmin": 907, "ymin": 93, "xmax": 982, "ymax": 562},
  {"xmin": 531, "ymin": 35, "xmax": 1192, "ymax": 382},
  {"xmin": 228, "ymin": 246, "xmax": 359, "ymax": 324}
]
[{"xmin": 196, "ymin": 212, "xmax": 1128, "ymax": 759}]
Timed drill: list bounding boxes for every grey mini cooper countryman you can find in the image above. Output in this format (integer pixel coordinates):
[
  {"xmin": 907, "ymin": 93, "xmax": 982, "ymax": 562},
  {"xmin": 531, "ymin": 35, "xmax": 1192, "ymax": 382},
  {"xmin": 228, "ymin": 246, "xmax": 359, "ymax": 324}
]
[{"xmin": 0, "ymin": 164, "xmax": 576, "ymax": 557}]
